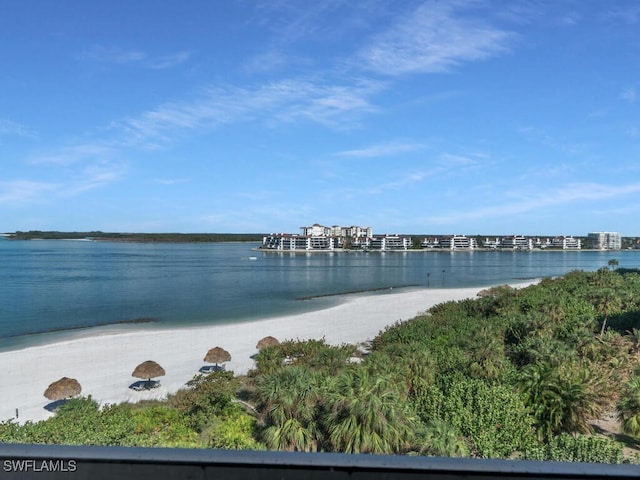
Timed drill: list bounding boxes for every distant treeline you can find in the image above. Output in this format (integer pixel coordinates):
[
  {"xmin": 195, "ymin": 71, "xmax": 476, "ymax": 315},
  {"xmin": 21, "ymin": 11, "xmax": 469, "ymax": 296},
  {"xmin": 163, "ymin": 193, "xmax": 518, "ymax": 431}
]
[{"xmin": 7, "ymin": 231, "xmax": 264, "ymax": 243}]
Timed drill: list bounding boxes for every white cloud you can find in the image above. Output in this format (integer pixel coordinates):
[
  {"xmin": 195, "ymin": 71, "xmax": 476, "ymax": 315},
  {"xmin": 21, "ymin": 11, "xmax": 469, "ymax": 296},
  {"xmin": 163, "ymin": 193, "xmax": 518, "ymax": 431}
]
[
  {"xmin": 79, "ymin": 46, "xmax": 190, "ymax": 69},
  {"xmin": 336, "ymin": 141, "xmax": 425, "ymax": 158},
  {"xmin": 626, "ymin": 126, "xmax": 640, "ymax": 138},
  {"xmin": 28, "ymin": 144, "xmax": 113, "ymax": 166},
  {"xmin": 149, "ymin": 51, "xmax": 192, "ymax": 70},
  {"xmin": 243, "ymin": 50, "xmax": 291, "ymax": 74},
  {"xmin": 425, "ymin": 181, "xmax": 640, "ymax": 225},
  {"xmin": 359, "ymin": 2, "xmax": 512, "ymax": 75},
  {"xmin": 110, "ymin": 78, "xmax": 382, "ymax": 148},
  {"xmin": 0, "ymin": 180, "xmax": 60, "ymax": 206},
  {"xmin": 621, "ymin": 87, "xmax": 637, "ymax": 104},
  {"xmin": 603, "ymin": 5, "xmax": 640, "ymax": 25},
  {"xmin": 152, "ymin": 178, "xmax": 188, "ymax": 185},
  {"xmin": 0, "ymin": 119, "xmax": 34, "ymax": 138},
  {"xmin": 64, "ymin": 161, "xmax": 126, "ymax": 195}
]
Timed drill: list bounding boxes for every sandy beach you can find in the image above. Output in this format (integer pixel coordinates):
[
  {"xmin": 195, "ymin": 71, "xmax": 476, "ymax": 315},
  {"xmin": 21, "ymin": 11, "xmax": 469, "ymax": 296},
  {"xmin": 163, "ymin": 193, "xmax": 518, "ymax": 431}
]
[{"xmin": 0, "ymin": 284, "xmax": 532, "ymax": 424}]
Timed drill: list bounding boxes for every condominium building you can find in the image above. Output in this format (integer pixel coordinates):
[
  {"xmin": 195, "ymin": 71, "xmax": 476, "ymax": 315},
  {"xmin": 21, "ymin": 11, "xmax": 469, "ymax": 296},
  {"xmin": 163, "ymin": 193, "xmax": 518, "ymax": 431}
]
[
  {"xmin": 421, "ymin": 237, "xmax": 440, "ymax": 248},
  {"xmin": 340, "ymin": 225, "xmax": 373, "ymax": 238},
  {"xmin": 532, "ymin": 238, "xmax": 553, "ymax": 249},
  {"xmin": 551, "ymin": 236, "xmax": 582, "ymax": 250},
  {"xmin": 483, "ymin": 237, "xmax": 501, "ymax": 249},
  {"xmin": 300, "ymin": 224, "xmax": 373, "ymax": 238},
  {"xmin": 264, "ymin": 223, "xmax": 377, "ymax": 251},
  {"xmin": 586, "ymin": 232, "xmax": 622, "ymax": 250},
  {"xmin": 300, "ymin": 224, "xmax": 332, "ymax": 237},
  {"xmin": 439, "ymin": 235, "xmax": 477, "ymax": 250},
  {"xmin": 501, "ymin": 235, "xmax": 533, "ymax": 250},
  {"xmin": 369, "ymin": 235, "xmax": 411, "ymax": 251},
  {"xmin": 262, "ymin": 234, "xmax": 338, "ymax": 251}
]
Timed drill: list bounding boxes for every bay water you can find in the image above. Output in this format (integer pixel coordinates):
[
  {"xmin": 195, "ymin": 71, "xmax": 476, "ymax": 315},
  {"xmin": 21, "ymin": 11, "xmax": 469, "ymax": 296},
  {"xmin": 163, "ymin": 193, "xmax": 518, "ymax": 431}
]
[{"xmin": 1, "ymin": 237, "xmax": 638, "ymax": 352}]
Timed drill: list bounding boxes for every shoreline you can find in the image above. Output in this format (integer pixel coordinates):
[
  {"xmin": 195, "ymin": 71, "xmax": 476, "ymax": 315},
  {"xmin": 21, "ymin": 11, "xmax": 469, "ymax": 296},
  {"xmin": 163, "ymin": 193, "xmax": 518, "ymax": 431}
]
[
  {"xmin": 0, "ymin": 282, "xmax": 536, "ymax": 424},
  {"xmin": 254, "ymin": 247, "xmax": 620, "ymax": 253}
]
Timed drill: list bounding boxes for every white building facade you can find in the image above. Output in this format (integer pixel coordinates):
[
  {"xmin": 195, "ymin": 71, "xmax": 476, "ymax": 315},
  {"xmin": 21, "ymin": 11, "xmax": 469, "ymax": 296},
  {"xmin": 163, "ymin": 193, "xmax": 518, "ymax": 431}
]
[
  {"xmin": 439, "ymin": 235, "xmax": 477, "ymax": 250},
  {"xmin": 551, "ymin": 236, "xmax": 582, "ymax": 250},
  {"xmin": 263, "ymin": 223, "xmax": 378, "ymax": 251},
  {"xmin": 587, "ymin": 232, "xmax": 622, "ymax": 250},
  {"xmin": 501, "ymin": 235, "xmax": 533, "ymax": 250}
]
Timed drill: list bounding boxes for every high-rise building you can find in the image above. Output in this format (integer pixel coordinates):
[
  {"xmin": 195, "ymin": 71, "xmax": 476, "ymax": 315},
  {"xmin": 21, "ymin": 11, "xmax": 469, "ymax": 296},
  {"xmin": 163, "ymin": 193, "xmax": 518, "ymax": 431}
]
[{"xmin": 587, "ymin": 232, "xmax": 622, "ymax": 250}]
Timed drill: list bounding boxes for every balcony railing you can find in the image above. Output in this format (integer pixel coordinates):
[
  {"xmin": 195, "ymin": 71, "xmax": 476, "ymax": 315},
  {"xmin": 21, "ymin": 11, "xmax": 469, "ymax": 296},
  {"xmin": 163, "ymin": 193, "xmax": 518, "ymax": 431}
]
[{"xmin": 1, "ymin": 444, "xmax": 640, "ymax": 480}]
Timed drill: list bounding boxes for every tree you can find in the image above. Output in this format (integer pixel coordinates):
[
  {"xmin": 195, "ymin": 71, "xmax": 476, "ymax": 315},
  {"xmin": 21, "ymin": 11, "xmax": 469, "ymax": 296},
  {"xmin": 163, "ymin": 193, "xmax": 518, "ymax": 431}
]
[
  {"xmin": 254, "ymin": 366, "xmax": 325, "ymax": 452},
  {"xmin": 518, "ymin": 361, "xmax": 601, "ymax": 440},
  {"xmin": 592, "ymin": 289, "xmax": 622, "ymax": 336},
  {"xmin": 617, "ymin": 377, "xmax": 640, "ymax": 437},
  {"xmin": 627, "ymin": 328, "xmax": 640, "ymax": 360},
  {"xmin": 323, "ymin": 368, "xmax": 417, "ymax": 454},
  {"xmin": 608, "ymin": 258, "xmax": 619, "ymax": 270},
  {"xmin": 420, "ymin": 420, "xmax": 468, "ymax": 457},
  {"xmin": 169, "ymin": 371, "xmax": 242, "ymax": 432}
]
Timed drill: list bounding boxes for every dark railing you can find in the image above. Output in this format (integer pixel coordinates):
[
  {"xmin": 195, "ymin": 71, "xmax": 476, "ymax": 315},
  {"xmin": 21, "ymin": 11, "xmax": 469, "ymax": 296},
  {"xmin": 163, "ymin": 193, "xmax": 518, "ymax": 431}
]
[{"xmin": 1, "ymin": 444, "xmax": 640, "ymax": 480}]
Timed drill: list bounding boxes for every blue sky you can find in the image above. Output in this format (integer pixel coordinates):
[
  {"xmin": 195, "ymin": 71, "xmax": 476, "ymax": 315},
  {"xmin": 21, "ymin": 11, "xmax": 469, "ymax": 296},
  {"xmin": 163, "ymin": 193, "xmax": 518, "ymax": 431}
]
[{"xmin": 1, "ymin": 1, "xmax": 639, "ymax": 236}]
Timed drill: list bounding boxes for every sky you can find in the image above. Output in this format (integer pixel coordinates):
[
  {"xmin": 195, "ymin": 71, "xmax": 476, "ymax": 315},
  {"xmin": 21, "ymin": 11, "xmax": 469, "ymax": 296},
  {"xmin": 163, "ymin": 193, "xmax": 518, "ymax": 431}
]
[{"xmin": 1, "ymin": 1, "xmax": 639, "ymax": 236}]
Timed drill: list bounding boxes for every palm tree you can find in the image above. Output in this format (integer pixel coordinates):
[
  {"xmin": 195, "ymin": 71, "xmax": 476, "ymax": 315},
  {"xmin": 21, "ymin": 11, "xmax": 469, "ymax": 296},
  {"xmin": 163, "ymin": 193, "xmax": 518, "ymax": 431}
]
[
  {"xmin": 323, "ymin": 368, "xmax": 417, "ymax": 454},
  {"xmin": 518, "ymin": 361, "xmax": 600, "ymax": 440},
  {"xmin": 420, "ymin": 420, "xmax": 468, "ymax": 457},
  {"xmin": 466, "ymin": 325, "xmax": 506, "ymax": 380},
  {"xmin": 627, "ymin": 328, "xmax": 640, "ymax": 360},
  {"xmin": 608, "ymin": 258, "xmax": 619, "ymax": 270},
  {"xmin": 253, "ymin": 366, "xmax": 325, "ymax": 452},
  {"xmin": 592, "ymin": 289, "xmax": 622, "ymax": 336},
  {"xmin": 617, "ymin": 377, "xmax": 640, "ymax": 437}
]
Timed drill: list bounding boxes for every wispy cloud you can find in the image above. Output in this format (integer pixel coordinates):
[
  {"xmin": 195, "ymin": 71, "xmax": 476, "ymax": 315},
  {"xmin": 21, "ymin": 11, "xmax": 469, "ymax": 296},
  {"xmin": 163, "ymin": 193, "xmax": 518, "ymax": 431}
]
[
  {"xmin": 28, "ymin": 144, "xmax": 113, "ymax": 166},
  {"xmin": 518, "ymin": 125, "xmax": 595, "ymax": 158},
  {"xmin": 0, "ymin": 180, "xmax": 60, "ymax": 206},
  {"xmin": 65, "ymin": 161, "xmax": 126, "ymax": 195},
  {"xmin": 336, "ymin": 141, "xmax": 426, "ymax": 158},
  {"xmin": 149, "ymin": 51, "xmax": 192, "ymax": 70},
  {"xmin": 626, "ymin": 126, "xmax": 640, "ymax": 138},
  {"xmin": 621, "ymin": 87, "xmax": 637, "ymax": 104},
  {"xmin": 0, "ymin": 159, "xmax": 126, "ymax": 206},
  {"xmin": 79, "ymin": 46, "xmax": 147, "ymax": 64},
  {"xmin": 425, "ymin": 181, "xmax": 640, "ymax": 225},
  {"xmin": 251, "ymin": 1, "xmax": 382, "ymax": 47},
  {"xmin": 603, "ymin": 4, "xmax": 640, "ymax": 25},
  {"xmin": 79, "ymin": 46, "xmax": 190, "ymax": 69},
  {"xmin": 243, "ymin": 50, "xmax": 291, "ymax": 74},
  {"xmin": 333, "ymin": 151, "xmax": 480, "ymax": 197},
  {"xmin": 0, "ymin": 118, "xmax": 35, "ymax": 138},
  {"xmin": 152, "ymin": 178, "xmax": 189, "ymax": 185},
  {"xmin": 358, "ymin": 2, "xmax": 513, "ymax": 75},
  {"xmin": 110, "ymin": 78, "xmax": 382, "ymax": 148}
]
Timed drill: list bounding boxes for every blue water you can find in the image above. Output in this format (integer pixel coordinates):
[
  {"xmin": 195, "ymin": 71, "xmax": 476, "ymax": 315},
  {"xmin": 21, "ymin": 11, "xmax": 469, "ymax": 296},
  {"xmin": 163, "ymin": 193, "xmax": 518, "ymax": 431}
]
[{"xmin": 1, "ymin": 237, "xmax": 638, "ymax": 351}]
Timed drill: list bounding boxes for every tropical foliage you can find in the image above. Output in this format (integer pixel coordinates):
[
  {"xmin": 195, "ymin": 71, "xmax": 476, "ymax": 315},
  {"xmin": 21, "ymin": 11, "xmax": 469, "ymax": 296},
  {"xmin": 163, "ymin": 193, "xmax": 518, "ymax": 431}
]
[{"xmin": 3, "ymin": 268, "xmax": 640, "ymax": 463}]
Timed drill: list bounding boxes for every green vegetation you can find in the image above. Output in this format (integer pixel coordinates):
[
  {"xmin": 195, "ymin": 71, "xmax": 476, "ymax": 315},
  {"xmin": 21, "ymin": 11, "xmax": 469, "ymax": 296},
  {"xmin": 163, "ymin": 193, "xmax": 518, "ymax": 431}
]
[
  {"xmin": 7, "ymin": 231, "xmax": 264, "ymax": 242},
  {"xmin": 3, "ymin": 269, "xmax": 640, "ymax": 463}
]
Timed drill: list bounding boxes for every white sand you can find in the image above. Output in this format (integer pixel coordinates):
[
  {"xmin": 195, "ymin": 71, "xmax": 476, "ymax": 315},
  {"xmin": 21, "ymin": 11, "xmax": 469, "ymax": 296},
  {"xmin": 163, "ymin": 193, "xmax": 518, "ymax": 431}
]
[{"xmin": 0, "ymin": 283, "xmax": 533, "ymax": 424}]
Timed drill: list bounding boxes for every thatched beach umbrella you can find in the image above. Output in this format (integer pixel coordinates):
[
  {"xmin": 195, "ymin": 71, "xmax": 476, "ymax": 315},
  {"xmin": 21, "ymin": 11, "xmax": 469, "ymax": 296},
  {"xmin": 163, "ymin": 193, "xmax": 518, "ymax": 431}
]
[
  {"xmin": 256, "ymin": 336, "xmax": 279, "ymax": 349},
  {"xmin": 132, "ymin": 360, "xmax": 165, "ymax": 387},
  {"xmin": 44, "ymin": 377, "xmax": 81, "ymax": 401},
  {"xmin": 204, "ymin": 346, "xmax": 231, "ymax": 366}
]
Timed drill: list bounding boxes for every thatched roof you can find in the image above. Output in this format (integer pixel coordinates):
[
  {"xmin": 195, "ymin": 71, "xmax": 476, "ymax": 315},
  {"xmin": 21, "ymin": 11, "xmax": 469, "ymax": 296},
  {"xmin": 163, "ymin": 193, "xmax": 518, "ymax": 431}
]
[
  {"xmin": 132, "ymin": 360, "xmax": 166, "ymax": 380},
  {"xmin": 256, "ymin": 336, "xmax": 280, "ymax": 349},
  {"xmin": 44, "ymin": 377, "xmax": 81, "ymax": 401},
  {"xmin": 204, "ymin": 346, "xmax": 231, "ymax": 364}
]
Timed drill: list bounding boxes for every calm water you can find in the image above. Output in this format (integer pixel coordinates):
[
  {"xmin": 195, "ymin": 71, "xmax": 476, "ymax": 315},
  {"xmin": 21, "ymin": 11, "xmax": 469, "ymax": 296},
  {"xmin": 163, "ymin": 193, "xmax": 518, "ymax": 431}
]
[{"xmin": 1, "ymin": 237, "xmax": 638, "ymax": 351}]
